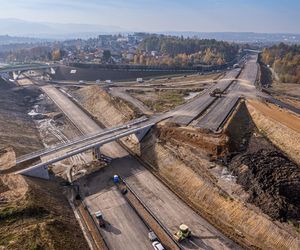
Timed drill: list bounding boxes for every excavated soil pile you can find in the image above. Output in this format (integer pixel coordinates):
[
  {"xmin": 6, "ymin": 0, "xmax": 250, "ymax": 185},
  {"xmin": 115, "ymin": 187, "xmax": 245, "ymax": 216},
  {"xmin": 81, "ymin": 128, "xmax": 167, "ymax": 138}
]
[
  {"xmin": 0, "ymin": 175, "xmax": 88, "ymax": 249},
  {"xmin": 158, "ymin": 124, "xmax": 230, "ymax": 158},
  {"xmin": 258, "ymin": 57, "xmax": 273, "ymax": 88},
  {"xmin": 230, "ymin": 142, "xmax": 300, "ymax": 222}
]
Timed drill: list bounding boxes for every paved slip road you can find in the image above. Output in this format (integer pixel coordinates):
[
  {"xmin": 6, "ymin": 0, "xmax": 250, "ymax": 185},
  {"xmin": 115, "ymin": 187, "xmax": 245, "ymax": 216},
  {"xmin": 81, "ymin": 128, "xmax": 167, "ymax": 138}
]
[{"xmin": 41, "ymin": 84, "xmax": 240, "ymax": 249}]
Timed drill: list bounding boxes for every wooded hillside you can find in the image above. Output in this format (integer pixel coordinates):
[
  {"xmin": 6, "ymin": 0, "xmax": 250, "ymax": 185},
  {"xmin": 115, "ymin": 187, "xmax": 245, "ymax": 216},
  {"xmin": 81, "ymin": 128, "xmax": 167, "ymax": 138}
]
[{"xmin": 261, "ymin": 43, "xmax": 300, "ymax": 84}]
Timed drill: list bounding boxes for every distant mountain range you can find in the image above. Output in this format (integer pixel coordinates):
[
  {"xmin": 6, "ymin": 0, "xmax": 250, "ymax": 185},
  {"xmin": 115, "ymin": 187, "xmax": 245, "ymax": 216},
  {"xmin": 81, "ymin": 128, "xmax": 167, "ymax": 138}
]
[
  {"xmin": 161, "ymin": 31, "xmax": 300, "ymax": 44},
  {"xmin": 0, "ymin": 18, "xmax": 299, "ymax": 44},
  {"xmin": 0, "ymin": 35, "xmax": 48, "ymax": 45},
  {"xmin": 0, "ymin": 18, "xmax": 126, "ymax": 39}
]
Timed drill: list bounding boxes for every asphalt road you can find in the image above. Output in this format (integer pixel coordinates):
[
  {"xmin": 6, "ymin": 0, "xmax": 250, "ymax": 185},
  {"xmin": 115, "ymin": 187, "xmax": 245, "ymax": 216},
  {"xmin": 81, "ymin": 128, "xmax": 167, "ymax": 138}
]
[
  {"xmin": 196, "ymin": 54, "xmax": 260, "ymax": 131},
  {"xmin": 83, "ymin": 181, "xmax": 153, "ymax": 250},
  {"xmin": 167, "ymin": 68, "xmax": 241, "ymax": 125}
]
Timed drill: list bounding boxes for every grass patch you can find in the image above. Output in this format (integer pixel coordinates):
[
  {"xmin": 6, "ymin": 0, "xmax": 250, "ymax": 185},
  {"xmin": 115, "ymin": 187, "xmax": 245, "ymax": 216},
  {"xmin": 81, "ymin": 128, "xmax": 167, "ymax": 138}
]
[
  {"xmin": 0, "ymin": 202, "xmax": 49, "ymax": 224},
  {"xmin": 143, "ymin": 91, "xmax": 187, "ymax": 112}
]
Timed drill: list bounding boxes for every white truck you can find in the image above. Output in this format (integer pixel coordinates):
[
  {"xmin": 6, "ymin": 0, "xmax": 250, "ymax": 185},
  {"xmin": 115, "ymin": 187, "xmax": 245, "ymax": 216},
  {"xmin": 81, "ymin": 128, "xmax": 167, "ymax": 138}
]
[{"xmin": 136, "ymin": 78, "xmax": 144, "ymax": 83}]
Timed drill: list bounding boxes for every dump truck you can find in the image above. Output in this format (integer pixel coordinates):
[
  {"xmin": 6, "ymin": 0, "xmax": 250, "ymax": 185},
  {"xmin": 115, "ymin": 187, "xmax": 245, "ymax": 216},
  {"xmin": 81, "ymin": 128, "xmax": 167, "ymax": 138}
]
[
  {"xmin": 209, "ymin": 88, "xmax": 223, "ymax": 97},
  {"xmin": 174, "ymin": 224, "xmax": 191, "ymax": 242}
]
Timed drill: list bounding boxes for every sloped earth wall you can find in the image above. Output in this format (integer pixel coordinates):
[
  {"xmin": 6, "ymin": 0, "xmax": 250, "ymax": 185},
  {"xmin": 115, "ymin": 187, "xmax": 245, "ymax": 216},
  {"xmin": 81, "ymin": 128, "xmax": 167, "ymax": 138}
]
[{"xmin": 0, "ymin": 79, "xmax": 43, "ymax": 158}]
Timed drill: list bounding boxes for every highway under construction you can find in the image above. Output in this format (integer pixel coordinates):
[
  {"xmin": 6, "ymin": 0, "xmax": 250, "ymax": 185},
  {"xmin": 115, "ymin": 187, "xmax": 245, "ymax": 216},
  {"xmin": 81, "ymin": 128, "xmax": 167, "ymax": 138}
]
[{"xmin": 1, "ymin": 51, "xmax": 300, "ymax": 250}]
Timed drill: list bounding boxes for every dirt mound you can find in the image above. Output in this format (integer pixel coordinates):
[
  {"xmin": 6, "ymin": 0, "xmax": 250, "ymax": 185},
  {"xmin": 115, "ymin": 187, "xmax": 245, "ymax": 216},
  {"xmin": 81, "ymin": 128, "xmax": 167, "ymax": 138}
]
[
  {"xmin": 157, "ymin": 125, "xmax": 229, "ymax": 158},
  {"xmin": 231, "ymin": 148, "xmax": 300, "ymax": 221},
  {"xmin": 0, "ymin": 174, "xmax": 28, "ymax": 202},
  {"xmin": 0, "ymin": 147, "xmax": 16, "ymax": 170},
  {"xmin": 0, "ymin": 175, "xmax": 88, "ymax": 249}
]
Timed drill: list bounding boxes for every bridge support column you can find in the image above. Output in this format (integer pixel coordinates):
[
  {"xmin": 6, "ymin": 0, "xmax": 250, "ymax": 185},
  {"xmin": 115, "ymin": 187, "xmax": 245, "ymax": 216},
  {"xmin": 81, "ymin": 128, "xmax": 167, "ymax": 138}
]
[
  {"xmin": 20, "ymin": 165, "xmax": 50, "ymax": 180},
  {"xmin": 92, "ymin": 146, "xmax": 101, "ymax": 160},
  {"xmin": 130, "ymin": 125, "xmax": 153, "ymax": 143}
]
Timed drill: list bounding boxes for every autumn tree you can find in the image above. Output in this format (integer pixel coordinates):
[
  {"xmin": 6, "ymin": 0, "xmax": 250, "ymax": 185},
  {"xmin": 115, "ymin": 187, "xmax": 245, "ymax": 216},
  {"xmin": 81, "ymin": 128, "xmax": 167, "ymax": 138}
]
[
  {"xmin": 52, "ymin": 49, "xmax": 62, "ymax": 61},
  {"xmin": 261, "ymin": 43, "xmax": 300, "ymax": 84}
]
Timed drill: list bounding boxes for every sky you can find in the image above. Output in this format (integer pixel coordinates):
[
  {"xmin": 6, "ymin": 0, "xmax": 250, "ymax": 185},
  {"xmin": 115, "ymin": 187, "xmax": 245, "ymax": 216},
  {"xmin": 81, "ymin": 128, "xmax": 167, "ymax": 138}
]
[{"xmin": 0, "ymin": 0, "xmax": 299, "ymax": 33}]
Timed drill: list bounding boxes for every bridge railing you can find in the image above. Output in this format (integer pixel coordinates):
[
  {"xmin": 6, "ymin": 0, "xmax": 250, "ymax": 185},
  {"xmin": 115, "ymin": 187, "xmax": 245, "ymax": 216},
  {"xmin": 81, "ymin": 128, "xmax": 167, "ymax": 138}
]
[
  {"xmin": 15, "ymin": 121, "xmax": 155, "ymax": 174},
  {"xmin": 16, "ymin": 116, "xmax": 148, "ymax": 164}
]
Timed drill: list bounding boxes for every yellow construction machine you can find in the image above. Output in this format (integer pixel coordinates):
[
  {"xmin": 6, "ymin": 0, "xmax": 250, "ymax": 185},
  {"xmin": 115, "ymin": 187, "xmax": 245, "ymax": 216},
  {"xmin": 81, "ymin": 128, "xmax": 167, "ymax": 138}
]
[{"xmin": 174, "ymin": 224, "xmax": 191, "ymax": 242}]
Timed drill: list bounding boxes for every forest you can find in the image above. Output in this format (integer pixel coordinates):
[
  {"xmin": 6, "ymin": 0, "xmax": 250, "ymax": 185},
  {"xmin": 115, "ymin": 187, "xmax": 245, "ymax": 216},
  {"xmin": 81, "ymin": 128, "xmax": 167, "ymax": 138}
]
[
  {"xmin": 136, "ymin": 35, "xmax": 239, "ymax": 66},
  {"xmin": 261, "ymin": 43, "xmax": 300, "ymax": 84}
]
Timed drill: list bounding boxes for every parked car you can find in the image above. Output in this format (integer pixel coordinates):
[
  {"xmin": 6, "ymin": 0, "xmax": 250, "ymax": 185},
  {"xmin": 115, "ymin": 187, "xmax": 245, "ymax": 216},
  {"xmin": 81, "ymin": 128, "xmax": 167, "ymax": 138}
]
[{"xmin": 152, "ymin": 241, "xmax": 165, "ymax": 250}]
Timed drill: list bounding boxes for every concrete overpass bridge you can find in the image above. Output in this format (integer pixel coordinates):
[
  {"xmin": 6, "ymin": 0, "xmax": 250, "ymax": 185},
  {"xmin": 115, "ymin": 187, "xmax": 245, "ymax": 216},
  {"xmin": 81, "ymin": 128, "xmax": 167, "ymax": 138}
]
[
  {"xmin": 0, "ymin": 64, "xmax": 58, "ymax": 74},
  {"xmin": 0, "ymin": 64, "xmax": 59, "ymax": 81},
  {"xmin": 14, "ymin": 116, "xmax": 159, "ymax": 179}
]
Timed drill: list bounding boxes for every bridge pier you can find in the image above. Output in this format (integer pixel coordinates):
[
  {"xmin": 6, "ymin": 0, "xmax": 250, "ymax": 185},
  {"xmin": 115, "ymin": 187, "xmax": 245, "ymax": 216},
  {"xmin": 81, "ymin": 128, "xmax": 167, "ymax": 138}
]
[
  {"xmin": 128, "ymin": 125, "xmax": 153, "ymax": 143},
  {"xmin": 20, "ymin": 165, "xmax": 50, "ymax": 180},
  {"xmin": 92, "ymin": 146, "xmax": 101, "ymax": 160}
]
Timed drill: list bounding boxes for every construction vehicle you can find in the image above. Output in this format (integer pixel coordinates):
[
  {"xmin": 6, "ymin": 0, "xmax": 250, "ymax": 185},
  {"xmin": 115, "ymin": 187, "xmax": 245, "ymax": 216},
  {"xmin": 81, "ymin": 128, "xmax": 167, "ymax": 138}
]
[
  {"xmin": 174, "ymin": 224, "xmax": 191, "ymax": 242},
  {"xmin": 95, "ymin": 211, "xmax": 105, "ymax": 228},
  {"xmin": 209, "ymin": 88, "xmax": 223, "ymax": 97}
]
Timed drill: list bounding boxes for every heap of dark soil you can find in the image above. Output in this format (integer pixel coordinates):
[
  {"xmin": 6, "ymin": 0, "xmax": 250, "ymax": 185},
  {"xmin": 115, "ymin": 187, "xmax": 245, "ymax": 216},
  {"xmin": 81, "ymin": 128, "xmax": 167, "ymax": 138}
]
[{"xmin": 230, "ymin": 135, "xmax": 300, "ymax": 222}]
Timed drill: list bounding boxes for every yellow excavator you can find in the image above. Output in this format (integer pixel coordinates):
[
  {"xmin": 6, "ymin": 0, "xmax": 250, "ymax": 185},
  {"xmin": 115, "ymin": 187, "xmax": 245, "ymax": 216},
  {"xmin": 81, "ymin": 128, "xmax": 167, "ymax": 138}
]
[{"xmin": 174, "ymin": 224, "xmax": 191, "ymax": 242}]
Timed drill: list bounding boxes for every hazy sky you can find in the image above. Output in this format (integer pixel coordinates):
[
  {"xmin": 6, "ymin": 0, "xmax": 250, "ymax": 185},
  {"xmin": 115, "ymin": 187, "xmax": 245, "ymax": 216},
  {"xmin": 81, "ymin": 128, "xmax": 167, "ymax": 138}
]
[{"xmin": 0, "ymin": 0, "xmax": 299, "ymax": 33}]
